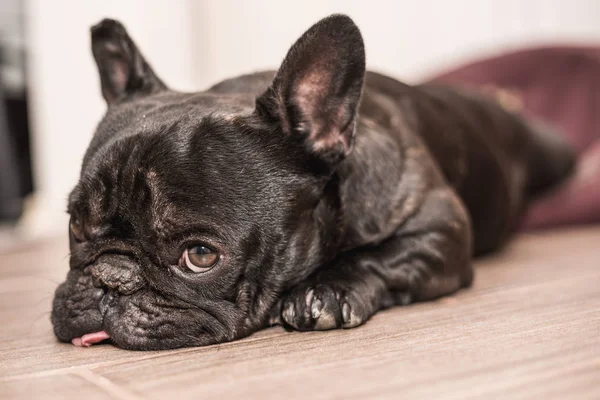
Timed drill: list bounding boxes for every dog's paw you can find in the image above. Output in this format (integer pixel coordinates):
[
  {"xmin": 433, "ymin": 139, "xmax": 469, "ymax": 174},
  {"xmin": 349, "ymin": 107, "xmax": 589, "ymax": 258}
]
[{"xmin": 280, "ymin": 283, "xmax": 368, "ymax": 331}]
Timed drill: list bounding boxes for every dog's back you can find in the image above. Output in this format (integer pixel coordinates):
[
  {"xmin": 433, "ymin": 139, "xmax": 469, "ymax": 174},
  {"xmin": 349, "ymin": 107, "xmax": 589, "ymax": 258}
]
[{"xmin": 360, "ymin": 72, "xmax": 574, "ymax": 254}]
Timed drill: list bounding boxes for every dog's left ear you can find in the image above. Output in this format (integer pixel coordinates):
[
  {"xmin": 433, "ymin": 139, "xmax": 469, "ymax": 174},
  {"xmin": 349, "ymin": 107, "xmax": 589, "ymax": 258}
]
[
  {"xmin": 91, "ymin": 19, "xmax": 167, "ymax": 105},
  {"xmin": 256, "ymin": 14, "xmax": 366, "ymax": 163}
]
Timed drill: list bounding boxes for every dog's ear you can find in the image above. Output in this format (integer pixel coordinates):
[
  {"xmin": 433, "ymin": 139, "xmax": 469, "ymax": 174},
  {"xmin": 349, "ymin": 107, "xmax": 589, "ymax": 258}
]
[
  {"xmin": 91, "ymin": 19, "xmax": 167, "ymax": 105},
  {"xmin": 256, "ymin": 14, "xmax": 366, "ymax": 164}
]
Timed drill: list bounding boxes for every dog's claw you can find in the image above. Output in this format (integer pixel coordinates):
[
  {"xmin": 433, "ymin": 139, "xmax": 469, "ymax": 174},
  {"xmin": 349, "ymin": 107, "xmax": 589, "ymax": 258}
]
[
  {"xmin": 282, "ymin": 301, "xmax": 295, "ymax": 325},
  {"xmin": 342, "ymin": 302, "xmax": 351, "ymax": 324},
  {"xmin": 311, "ymin": 297, "xmax": 322, "ymax": 319}
]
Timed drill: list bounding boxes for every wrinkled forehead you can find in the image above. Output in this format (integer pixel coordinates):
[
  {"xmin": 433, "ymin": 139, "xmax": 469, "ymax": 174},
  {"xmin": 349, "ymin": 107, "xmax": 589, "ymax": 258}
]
[
  {"xmin": 86, "ymin": 91, "xmax": 256, "ymax": 155},
  {"xmin": 70, "ymin": 100, "xmax": 264, "ymax": 235},
  {"xmin": 70, "ymin": 142, "xmax": 248, "ymax": 243},
  {"xmin": 70, "ymin": 135, "xmax": 189, "ymax": 219},
  {"xmin": 84, "ymin": 89, "xmax": 264, "ymax": 171}
]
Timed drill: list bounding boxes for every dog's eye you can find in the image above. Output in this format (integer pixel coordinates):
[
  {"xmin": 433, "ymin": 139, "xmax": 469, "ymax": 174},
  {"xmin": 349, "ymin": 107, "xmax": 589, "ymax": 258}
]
[
  {"xmin": 180, "ymin": 245, "xmax": 219, "ymax": 273},
  {"xmin": 69, "ymin": 217, "xmax": 86, "ymax": 243}
]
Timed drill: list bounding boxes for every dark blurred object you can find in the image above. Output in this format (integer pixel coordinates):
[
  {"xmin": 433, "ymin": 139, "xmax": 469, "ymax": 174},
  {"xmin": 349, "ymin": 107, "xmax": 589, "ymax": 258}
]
[
  {"xmin": 4, "ymin": 84, "xmax": 32, "ymax": 199},
  {"xmin": 0, "ymin": 83, "xmax": 23, "ymax": 222},
  {"xmin": 0, "ymin": 0, "xmax": 32, "ymax": 223},
  {"xmin": 427, "ymin": 46, "xmax": 600, "ymax": 230}
]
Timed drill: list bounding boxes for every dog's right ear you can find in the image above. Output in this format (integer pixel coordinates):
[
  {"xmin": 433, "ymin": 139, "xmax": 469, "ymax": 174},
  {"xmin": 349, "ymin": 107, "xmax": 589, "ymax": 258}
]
[
  {"xmin": 91, "ymin": 19, "xmax": 167, "ymax": 105},
  {"xmin": 255, "ymin": 14, "xmax": 366, "ymax": 165}
]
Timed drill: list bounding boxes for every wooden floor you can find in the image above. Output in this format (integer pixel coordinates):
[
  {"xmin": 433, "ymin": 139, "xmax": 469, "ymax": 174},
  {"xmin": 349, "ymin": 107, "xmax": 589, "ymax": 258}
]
[{"xmin": 1, "ymin": 227, "xmax": 599, "ymax": 399}]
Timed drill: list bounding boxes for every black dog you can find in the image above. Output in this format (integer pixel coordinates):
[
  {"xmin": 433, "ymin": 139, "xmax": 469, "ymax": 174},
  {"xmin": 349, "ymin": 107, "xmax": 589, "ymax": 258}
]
[{"xmin": 51, "ymin": 15, "xmax": 573, "ymax": 350}]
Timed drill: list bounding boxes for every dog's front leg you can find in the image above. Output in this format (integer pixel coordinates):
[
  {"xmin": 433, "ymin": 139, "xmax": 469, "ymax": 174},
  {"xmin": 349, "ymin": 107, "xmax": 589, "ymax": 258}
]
[{"xmin": 279, "ymin": 186, "xmax": 474, "ymax": 331}]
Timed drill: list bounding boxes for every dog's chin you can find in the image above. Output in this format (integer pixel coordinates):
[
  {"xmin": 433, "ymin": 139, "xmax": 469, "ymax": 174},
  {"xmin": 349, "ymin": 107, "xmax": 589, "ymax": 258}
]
[
  {"xmin": 51, "ymin": 270, "xmax": 236, "ymax": 350},
  {"xmin": 102, "ymin": 291, "xmax": 231, "ymax": 350}
]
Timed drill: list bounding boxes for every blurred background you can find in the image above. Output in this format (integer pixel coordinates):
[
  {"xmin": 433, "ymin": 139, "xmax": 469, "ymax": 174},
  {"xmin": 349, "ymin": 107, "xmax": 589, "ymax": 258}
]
[{"xmin": 1, "ymin": 0, "xmax": 600, "ymax": 246}]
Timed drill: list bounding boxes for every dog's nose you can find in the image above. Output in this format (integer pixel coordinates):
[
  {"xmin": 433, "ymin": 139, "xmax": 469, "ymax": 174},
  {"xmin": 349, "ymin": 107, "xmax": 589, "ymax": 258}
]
[{"xmin": 87, "ymin": 254, "xmax": 145, "ymax": 295}]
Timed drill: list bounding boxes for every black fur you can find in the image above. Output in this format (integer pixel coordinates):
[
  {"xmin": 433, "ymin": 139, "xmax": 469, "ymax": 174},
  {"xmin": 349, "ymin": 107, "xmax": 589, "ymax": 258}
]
[{"xmin": 51, "ymin": 15, "xmax": 574, "ymax": 350}]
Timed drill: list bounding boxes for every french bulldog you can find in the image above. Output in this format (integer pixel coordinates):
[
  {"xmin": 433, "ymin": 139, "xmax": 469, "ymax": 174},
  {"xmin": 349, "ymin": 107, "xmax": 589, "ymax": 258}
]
[{"xmin": 51, "ymin": 15, "xmax": 574, "ymax": 350}]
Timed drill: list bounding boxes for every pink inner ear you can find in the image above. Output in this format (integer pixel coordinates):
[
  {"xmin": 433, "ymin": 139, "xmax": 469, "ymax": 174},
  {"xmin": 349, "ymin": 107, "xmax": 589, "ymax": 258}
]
[
  {"xmin": 103, "ymin": 42, "xmax": 122, "ymax": 55},
  {"xmin": 102, "ymin": 60, "xmax": 128, "ymax": 104},
  {"xmin": 295, "ymin": 70, "xmax": 354, "ymax": 154},
  {"xmin": 296, "ymin": 69, "xmax": 330, "ymax": 121},
  {"xmin": 110, "ymin": 61, "xmax": 129, "ymax": 91},
  {"xmin": 103, "ymin": 41, "xmax": 130, "ymax": 101},
  {"xmin": 294, "ymin": 69, "xmax": 340, "ymax": 142}
]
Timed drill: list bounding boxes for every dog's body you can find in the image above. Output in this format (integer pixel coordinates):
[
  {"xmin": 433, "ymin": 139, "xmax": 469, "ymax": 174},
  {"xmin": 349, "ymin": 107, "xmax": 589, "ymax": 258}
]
[{"xmin": 51, "ymin": 15, "xmax": 573, "ymax": 349}]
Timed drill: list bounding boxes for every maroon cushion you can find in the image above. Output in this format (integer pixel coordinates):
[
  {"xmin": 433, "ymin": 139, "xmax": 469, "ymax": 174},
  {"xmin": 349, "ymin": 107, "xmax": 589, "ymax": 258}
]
[{"xmin": 426, "ymin": 46, "xmax": 600, "ymax": 230}]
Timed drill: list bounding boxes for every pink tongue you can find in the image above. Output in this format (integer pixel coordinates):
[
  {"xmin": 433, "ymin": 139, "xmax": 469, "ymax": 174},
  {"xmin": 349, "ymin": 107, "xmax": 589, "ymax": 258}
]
[{"xmin": 71, "ymin": 331, "xmax": 111, "ymax": 347}]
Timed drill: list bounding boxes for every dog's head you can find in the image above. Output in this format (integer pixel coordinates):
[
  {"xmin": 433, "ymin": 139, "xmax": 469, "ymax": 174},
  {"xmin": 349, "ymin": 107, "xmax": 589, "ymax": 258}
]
[{"xmin": 51, "ymin": 15, "xmax": 365, "ymax": 350}]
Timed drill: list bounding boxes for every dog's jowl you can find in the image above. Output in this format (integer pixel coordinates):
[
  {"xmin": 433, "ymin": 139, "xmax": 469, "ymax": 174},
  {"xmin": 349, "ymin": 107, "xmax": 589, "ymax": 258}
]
[{"xmin": 51, "ymin": 15, "xmax": 574, "ymax": 350}]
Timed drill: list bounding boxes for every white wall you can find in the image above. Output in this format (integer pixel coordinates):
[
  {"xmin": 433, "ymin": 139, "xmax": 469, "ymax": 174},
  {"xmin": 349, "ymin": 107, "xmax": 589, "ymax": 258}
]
[
  {"xmin": 189, "ymin": 0, "xmax": 600, "ymax": 86},
  {"xmin": 22, "ymin": 0, "xmax": 600, "ymax": 238}
]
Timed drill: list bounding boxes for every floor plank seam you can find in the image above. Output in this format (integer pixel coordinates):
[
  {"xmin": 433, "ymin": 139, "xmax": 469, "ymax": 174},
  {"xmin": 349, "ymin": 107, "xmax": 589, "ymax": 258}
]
[{"xmin": 74, "ymin": 369, "xmax": 143, "ymax": 400}]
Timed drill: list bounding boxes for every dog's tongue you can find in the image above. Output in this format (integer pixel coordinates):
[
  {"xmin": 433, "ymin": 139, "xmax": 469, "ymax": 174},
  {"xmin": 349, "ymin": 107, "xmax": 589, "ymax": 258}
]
[{"xmin": 71, "ymin": 331, "xmax": 111, "ymax": 347}]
